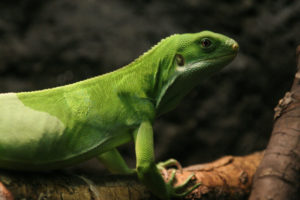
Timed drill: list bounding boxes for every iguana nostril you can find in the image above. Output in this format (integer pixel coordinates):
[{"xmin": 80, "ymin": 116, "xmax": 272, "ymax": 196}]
[{"xmin": 232, "ymin": 43, "xmax": 239, "ymax": 51}]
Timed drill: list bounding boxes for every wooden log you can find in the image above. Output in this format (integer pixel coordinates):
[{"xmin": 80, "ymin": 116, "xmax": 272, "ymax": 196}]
[
  {"xmin": 0, "ymin": 151, "xmax": 263, "ymax": 200},
  {"xmin": 249, "ymin": 46, "xmax": 300, "ymax": 200}
]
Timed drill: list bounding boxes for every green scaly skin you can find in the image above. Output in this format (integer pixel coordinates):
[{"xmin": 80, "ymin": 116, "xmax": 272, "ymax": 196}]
[{"xmin": 0, "ymin": 31, "xmax": 238, "ymax": 199}]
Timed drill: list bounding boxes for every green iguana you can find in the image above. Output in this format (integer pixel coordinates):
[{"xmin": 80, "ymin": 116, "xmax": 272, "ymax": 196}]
[{"xmin": 0, "ymin": 31, "xmax": 238, "ymax": 199}]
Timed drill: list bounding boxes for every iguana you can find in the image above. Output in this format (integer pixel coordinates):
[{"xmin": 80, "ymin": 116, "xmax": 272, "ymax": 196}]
[{"xmin": 0, "ymin": 31, "xmax": 238, "ymax": 199}]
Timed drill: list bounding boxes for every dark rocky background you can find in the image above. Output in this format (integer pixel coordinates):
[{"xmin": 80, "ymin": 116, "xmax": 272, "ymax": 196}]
[{"xmin": 0, "ymin": 0, "xmax": 299, "ymax": 172}]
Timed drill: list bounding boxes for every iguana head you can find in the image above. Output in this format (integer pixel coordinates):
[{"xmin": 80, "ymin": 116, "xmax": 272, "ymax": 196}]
[{"xmin": 155, "ymin": 31, "xmax": 239, "ymax": 116}]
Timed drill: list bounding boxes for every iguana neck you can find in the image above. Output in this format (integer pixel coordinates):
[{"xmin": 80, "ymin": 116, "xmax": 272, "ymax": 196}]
[
  {"xmin": 19, "ymin": 34, "xmax": 178, "ymax": 116},
  {"xmin": 88, "ymin": 35, "xmax": 178, "ymax": 101}
]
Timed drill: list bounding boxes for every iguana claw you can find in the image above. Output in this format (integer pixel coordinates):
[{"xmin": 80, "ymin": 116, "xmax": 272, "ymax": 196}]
[
  {"xmin": 157, "ymin": 158, "xmax": 183, "ymax": 179},
  {"xmin": 167, "ymin": 169, "xmax": 201, "ymax": 198}
]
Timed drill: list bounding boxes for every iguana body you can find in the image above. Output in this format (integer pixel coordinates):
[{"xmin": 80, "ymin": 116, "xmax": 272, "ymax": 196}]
[{"xmin": 0, "ymin": 31, "xmax": 238, "ymax": 199}]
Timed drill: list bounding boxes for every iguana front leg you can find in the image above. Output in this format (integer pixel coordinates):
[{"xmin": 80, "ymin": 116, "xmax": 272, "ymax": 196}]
[{"xmin": 133, "ymin": 121, "xmax": 200, "ymax": 199}]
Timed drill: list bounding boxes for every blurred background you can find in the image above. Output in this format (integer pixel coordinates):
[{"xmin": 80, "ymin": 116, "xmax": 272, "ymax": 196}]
[{"xmin": 0, "ymin": 0, "xmax": 299, "ymax": 172}]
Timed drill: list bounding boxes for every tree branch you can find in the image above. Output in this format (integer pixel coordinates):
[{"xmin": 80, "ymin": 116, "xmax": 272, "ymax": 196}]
[
  {"xmin": 249, "ymin": 46, "xmax": 300, "ymax": 200},
  {"xmin": 0, "ymin": 152, "xmax": 263, "ymax": 200}
]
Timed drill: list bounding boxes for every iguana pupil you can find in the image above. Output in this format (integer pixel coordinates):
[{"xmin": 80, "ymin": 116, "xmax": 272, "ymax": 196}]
[{"xmin": 201, "ymin": 38, "xmax": 211, "ymax": 47}]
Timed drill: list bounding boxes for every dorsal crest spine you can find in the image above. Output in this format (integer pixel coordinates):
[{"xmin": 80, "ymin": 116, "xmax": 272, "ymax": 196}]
[{"xmin": 127, "ymin": 34, "xmax": 178, "ymax": 67}]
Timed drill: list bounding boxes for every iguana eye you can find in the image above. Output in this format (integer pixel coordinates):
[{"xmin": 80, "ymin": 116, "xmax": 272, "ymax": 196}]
[
  {"xmin": 175, "ymin": 54, "xmax": 184, "ymax": 66},
  {"xmin": 201, "ymin": 38, "xmax": 212, "ymax": 48}
]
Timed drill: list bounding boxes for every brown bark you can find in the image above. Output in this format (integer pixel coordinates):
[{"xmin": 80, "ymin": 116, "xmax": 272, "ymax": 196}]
[
  {"xmin": 0, "ymin": 170, "xmax": 148, "ymax": 200},
  {"xmin": 0, "ymin": 152, "xmax": 263, "ymax": 200},
  {"xmin": 179, "ymin": 152, "xmax": 264, "ymax": 200},
  {"xmin": 249, "ymin": 46, "xmax": 300, "ymax": 200}
]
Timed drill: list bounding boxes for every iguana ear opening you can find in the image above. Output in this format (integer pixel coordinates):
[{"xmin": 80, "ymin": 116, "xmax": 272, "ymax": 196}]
[{"xmin": 175, "ymin": 54, "xmax": 184, "ymax": 66}]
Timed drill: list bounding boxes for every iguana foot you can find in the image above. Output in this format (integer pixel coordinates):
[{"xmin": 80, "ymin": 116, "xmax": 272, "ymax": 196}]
[
  {"xmin": 166, "ymin": 169, "xmax": 201, "ymax": 198},
  {"xmin": 157, "ymin": 158, "xmax": 183, "ymax": 179}
]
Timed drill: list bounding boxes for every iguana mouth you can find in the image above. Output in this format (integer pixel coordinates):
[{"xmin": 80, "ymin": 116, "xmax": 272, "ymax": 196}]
[
  {"xmin": 176, "ymin": 53, "xmax": 237, "ymax": 72},
  {"xmin": 191, "ymin": 53, "xmax": 237, "ymax": 66}
]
